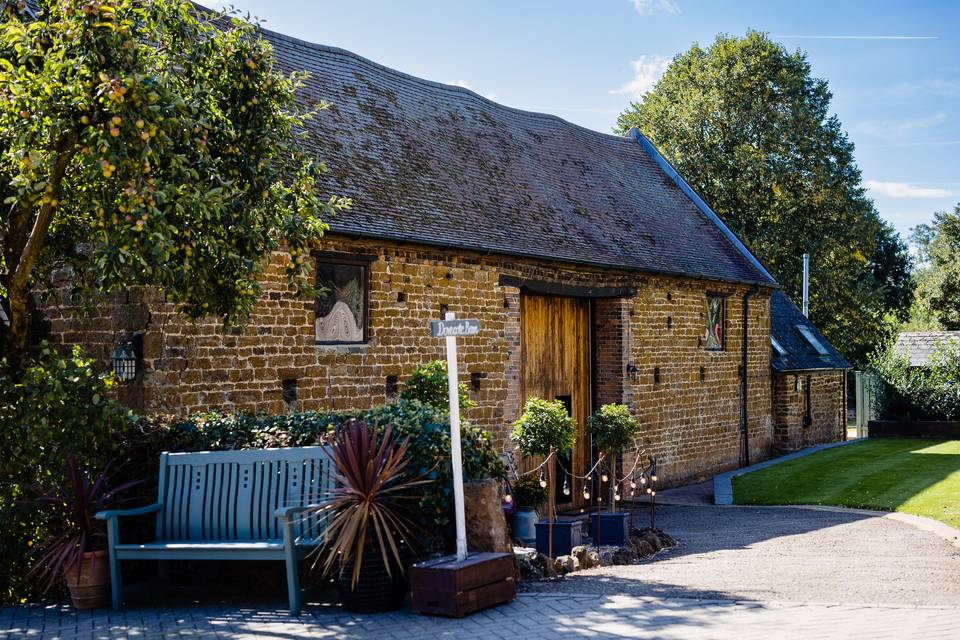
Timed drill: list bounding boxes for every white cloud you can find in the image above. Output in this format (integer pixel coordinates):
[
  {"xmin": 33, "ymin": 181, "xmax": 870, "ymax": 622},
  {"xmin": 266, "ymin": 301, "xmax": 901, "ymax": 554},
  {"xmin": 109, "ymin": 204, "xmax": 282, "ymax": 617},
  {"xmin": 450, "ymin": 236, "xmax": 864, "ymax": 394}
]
[
  {"xmin": 893, "ymin": 78, "xmax": 960, "ymax": 98},
  {"xmin": 447, "ymin": 79, "xmax": 498, "ymax": 101},
  {"xmin": 854, "ymin": 112, "xmax": 949, "ymax": 143},
  {"xmin": 865, "ymin": 180, "xmax": 953, "ymax": 199},
  {"xmin": 609, "ymin": 55, "xmax": 671, "ymax": 99},
  {"xmin": 629, "ymin": 0, "xmax": 680, "ymax": 15}
]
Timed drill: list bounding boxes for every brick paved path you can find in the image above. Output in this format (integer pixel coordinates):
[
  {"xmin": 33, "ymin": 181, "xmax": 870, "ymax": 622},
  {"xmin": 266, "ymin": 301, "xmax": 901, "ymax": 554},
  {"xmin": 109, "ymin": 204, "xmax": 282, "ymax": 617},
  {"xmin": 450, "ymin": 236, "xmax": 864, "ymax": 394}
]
[{"xmin": 4, "ymin": 594, "xmax": 960, "ymax": 640}]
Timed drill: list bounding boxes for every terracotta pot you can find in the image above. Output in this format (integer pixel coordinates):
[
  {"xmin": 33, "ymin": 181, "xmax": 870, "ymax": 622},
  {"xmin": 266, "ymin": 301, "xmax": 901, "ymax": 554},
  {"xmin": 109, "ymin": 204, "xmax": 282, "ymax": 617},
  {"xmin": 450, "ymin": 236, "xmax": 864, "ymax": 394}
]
[{"xmin": 64, "ymin": 550, "xmax": 110, "ymax": 610}]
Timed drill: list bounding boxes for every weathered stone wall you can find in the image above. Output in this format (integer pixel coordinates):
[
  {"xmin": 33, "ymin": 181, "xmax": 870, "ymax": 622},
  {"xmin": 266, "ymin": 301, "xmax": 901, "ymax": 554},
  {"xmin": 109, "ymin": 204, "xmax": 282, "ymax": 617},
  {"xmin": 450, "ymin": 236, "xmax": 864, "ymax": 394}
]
[
  {"xmin": 772, "ymin": 370, "xmax": 846, "ymax": 452},
  {"xmin": 45, "ymin": 234, "xmax": 774, "ymax": 486},
  {"xmin": 617, "ymin": 284, "xmax": 774, "ymax": 485}
]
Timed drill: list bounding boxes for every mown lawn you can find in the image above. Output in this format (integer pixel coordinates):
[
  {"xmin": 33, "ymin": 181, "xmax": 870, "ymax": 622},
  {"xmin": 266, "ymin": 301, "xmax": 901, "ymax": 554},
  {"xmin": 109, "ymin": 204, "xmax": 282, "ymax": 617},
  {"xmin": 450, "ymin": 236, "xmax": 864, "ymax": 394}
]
[{"xmin": 733, "ymin": 438, "xmax": 960, "ymax": 529}]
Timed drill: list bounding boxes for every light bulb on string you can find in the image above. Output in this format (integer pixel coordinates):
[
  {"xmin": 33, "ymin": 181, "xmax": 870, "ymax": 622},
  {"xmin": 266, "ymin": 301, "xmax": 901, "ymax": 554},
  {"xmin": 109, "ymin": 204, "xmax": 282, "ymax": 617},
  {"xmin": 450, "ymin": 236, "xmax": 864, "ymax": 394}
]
[
  {"xmin": 651, "ymin": 475, "xmax": 658, "ymax": 483},
  {"xmin": 640, "ymin": 476, "xmax": 647, "ymax": 485},
  {"xmin": 539, "ymin": 470, "xmax": 547, "ymax": 488},
  {"xmin": 562, "ymin": 478, "xmax": 570, "ymax": 496},
  {"xmin": 504, "ymin": 493, "xmax": 513, "ymax": 504},
  {"xmin": 630, "ymin": 480, "xmax": 636, "ymax": 489},
  {"xmin": 614, "ymin": 493, "xmax": 621, "ymax": 502},
  {"xmin": 583, "ymin": 489, "xmax": 591, "ymax": 500},
  {"xmin": 646, "ymin": 487, "xmax": 652, "ymax": 494},
  {"xmin": 601, "ymin": 473, "xmax": 608, "ymax": 483}
]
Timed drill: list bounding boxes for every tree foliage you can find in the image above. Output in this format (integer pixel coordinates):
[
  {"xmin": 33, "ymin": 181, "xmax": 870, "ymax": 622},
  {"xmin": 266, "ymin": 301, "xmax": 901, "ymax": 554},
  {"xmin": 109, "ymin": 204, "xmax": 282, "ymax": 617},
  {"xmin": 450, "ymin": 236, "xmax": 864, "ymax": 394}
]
[
  {"xmin": 586, "ymin": 403, "xmax": 639, "ymax": 455},
  {"xmin": 913, "ymin": 206, "xmax": 960, "ymax": 330},
  {"xmin": 0, "ymin": 0, "xmax": 349, "ymax": 363},
  {"xmin": 616, "ymin": 31, "xmax": 912, "ymax": 364},
  {"xmin": 511, "ymin": 397, "xmax": 576, "ymax": 458}
]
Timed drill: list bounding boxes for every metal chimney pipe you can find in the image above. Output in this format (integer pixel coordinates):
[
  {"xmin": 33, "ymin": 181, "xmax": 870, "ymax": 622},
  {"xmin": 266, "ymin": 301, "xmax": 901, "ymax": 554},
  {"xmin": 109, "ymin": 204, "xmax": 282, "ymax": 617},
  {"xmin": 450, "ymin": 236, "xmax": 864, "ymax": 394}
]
[{"xmin": 802, "ymin": 253, "xmax": 810, "ymax": 317}]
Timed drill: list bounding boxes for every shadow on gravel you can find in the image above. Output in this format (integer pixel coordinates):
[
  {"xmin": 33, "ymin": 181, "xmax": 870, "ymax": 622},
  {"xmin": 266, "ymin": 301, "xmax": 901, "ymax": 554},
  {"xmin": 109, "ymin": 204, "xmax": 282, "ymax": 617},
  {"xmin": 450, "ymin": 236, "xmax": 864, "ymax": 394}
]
[{"xmin": 618, "ymin": 503, "xmax": 881, "ymax": 561}]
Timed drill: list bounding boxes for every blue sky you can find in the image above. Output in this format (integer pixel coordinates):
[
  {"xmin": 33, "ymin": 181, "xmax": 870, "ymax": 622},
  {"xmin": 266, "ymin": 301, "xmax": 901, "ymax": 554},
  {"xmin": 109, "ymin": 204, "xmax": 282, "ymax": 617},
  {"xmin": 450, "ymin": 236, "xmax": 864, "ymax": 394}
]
[{"xmin": 202, "ymin": 0, "xmax": 959, "ymax": 241}]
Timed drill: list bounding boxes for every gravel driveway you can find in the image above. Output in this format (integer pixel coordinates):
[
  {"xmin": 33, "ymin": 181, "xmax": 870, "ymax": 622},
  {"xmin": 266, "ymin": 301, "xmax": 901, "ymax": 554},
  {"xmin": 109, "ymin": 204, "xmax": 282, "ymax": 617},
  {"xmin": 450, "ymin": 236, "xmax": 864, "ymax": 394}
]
[{"xmin": 525, "ymin": 504, "xmax": 960, "ymax": 606}]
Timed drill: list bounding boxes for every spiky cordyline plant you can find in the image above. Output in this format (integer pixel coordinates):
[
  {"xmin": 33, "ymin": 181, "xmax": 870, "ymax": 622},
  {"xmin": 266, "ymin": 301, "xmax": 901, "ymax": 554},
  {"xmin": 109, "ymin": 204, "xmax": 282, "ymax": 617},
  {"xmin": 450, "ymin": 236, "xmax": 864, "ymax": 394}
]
[
  {"xmin": 26, "ymin": 455, "xmax": 141, "ymax": 594},
  {"xmin": 313, "ymin": 420, "xmax": 431, "ymax": 589}
]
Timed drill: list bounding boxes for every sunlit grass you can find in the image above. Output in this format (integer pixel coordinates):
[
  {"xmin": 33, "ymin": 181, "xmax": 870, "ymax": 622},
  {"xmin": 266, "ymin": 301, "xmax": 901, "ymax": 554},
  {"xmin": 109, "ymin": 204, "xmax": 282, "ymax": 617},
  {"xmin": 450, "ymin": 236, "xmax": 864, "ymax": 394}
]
[{"xmin": 733, "ymin": 439, "xmax": 960, "ymax": 529}]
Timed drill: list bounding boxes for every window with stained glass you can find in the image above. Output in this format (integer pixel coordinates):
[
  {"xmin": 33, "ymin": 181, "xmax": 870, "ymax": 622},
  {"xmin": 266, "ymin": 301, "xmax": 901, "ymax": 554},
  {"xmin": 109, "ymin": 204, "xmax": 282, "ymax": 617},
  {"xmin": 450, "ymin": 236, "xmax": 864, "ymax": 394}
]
[{"xmin": 706, "ymin": 294, "xmax": 725, "ymax": 351}]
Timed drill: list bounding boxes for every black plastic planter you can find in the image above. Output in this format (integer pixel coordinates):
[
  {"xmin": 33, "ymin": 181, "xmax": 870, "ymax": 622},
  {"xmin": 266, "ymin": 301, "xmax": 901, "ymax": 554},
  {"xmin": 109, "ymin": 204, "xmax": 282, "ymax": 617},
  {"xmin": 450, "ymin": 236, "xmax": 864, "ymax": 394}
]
[
  {"xmin": 591, "ymin": 512, "xmax": 629, "ymax": 546},
  {"xmin": 338, "ymin": 544, "xmax": 409, "ymax": 613}
]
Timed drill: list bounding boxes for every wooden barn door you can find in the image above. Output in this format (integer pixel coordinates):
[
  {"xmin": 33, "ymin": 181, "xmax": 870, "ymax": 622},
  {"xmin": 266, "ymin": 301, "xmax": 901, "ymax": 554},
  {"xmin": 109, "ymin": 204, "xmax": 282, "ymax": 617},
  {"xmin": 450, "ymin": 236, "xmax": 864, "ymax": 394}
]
[{"xmin": 520, "ymin": 294, "xmax": 591, "ymax": 510}]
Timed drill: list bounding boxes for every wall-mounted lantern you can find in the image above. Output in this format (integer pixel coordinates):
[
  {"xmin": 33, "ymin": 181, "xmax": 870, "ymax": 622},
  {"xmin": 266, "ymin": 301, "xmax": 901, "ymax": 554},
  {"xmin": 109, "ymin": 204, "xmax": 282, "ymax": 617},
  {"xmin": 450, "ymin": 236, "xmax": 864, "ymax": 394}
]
[
  {"xmin": 111, "ymin": 334, "xmax": 142, "ymax": 383},
  {"xmin": 626, "ymin": 363, "xmax": 639, "ymax": 382}
]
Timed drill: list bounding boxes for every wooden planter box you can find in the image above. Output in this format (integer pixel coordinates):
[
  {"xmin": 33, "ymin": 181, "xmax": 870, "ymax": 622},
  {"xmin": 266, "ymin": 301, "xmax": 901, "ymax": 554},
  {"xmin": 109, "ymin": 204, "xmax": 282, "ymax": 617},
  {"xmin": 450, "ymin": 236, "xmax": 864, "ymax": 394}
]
[
  {"xmin": 591, "ymin": 512, "xmax": 629, "ymax": 546},
  {"xmin": 409, "ymin": 552, "xmax": 515, "ymax": 618},
  {"xmin": 535, "ymin": 517, "xmax": 583, "ymax": 557}
]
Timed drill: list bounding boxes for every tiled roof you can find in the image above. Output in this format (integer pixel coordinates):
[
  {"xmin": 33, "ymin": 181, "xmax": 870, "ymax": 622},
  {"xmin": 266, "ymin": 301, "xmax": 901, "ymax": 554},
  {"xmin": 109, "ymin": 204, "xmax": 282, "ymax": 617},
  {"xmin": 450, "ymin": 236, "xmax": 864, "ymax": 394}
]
[
  {"xmin": 263, "ymin": 29, "xmax": 776, "ymax": 285},
  {"xmin": 771, "ymin": 291, "xmax": 851, "ymax": 372},
  {"xmin": 894, "ymin": 332, "xmax": 960, "ymax": 367}
]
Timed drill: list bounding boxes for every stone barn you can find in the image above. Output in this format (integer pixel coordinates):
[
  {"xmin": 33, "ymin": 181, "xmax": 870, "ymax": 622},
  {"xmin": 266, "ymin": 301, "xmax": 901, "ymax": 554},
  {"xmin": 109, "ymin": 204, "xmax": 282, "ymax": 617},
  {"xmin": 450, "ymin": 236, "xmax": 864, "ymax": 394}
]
[
  {"xmin": 38, "ymin": 26, "xmax": 848, "ymax": 494},
  {"xmin": 770, "ymin": 291, "xmax": 851, "ymax": 452}
]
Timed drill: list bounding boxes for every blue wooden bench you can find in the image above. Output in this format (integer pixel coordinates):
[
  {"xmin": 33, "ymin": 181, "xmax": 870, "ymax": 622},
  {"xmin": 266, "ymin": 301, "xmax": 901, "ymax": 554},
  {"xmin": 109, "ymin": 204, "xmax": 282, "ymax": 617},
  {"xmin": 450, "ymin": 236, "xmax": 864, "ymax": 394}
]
[{"xmin": 95, "ymin": 446, "xmax": 332, "ymax": 615}]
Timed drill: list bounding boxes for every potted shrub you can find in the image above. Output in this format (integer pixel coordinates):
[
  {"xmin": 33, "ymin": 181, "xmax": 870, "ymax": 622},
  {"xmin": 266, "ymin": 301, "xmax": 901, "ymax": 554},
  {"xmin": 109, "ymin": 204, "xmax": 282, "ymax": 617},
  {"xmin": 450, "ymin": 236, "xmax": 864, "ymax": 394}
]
[
  {"xmin": 312, "ymin": 420, "xmax": 429, "ymax": 613},
  {"xmin": 511, "ymin": 397, "xmax": 577, "ymax": 557},
  {"xmin": 510, "ymin": 474, "xmax": 548, "ymax": 545},
  {"xmin": 586, "ymin": 403, "xmax": 640, "ymax": 546},
  {"xmin": 27, "ymin": 456, "xmax": 139, "ymax": 609}
]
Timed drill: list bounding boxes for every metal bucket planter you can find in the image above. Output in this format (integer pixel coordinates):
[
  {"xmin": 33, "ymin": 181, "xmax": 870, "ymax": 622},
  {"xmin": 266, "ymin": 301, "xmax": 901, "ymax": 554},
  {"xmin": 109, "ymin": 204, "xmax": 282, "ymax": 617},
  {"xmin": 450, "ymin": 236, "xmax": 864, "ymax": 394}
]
[{"xmin": 513, "ymin": 507, "xmax": 538, "ymax": 545}]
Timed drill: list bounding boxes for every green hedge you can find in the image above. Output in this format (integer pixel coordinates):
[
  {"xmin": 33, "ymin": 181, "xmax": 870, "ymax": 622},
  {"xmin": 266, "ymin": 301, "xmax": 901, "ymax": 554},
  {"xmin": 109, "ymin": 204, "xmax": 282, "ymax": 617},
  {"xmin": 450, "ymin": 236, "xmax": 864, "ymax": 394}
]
[
  {"xmin": 120, "ymin": 401, "xmax": 504, "ymax": 546},
  {"xmin": 870, "ymin": 338, "xmax": 960, "ymax": 421}
]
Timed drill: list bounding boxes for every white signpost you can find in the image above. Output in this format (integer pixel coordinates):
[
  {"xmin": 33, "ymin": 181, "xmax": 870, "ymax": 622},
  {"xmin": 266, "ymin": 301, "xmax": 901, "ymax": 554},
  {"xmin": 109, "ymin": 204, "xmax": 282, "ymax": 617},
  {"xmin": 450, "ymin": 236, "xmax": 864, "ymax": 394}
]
[
  {"xmin": 430, "ymin": 312, "xmax": 480, "ymax": 561},
  {"xmin": 410, "ymin": 313, "xmax": 515, "ymax": 616}
]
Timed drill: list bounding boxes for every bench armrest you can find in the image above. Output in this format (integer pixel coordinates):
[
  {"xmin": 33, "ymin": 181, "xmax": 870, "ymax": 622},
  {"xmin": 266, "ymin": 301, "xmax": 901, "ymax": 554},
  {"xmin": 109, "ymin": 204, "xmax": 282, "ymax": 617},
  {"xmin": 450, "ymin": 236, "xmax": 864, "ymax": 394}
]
[
  {"xmin": 275, "ymin": 504, "xmax": 325, "ymax": 521},
  {"xmin": 95, "ymin": 503, "xmax": 163, "ymax": 520}
]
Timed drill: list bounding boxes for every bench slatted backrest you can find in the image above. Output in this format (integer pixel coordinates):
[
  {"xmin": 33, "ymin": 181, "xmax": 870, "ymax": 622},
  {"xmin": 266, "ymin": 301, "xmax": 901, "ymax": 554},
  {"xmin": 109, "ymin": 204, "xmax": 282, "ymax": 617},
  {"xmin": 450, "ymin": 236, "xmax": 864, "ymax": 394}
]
[{"xmin": 156, "ymin": 446, "xmax": 333, "ymax": 543}]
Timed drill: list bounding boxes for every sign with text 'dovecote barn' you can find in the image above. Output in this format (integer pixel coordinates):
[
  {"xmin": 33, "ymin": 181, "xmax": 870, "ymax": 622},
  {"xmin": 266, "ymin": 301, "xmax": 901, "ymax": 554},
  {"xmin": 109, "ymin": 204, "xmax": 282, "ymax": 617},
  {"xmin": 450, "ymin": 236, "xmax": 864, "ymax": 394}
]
[{"xmin": 429, "ymin": 318, "xmax": 480, "ymax": 338}]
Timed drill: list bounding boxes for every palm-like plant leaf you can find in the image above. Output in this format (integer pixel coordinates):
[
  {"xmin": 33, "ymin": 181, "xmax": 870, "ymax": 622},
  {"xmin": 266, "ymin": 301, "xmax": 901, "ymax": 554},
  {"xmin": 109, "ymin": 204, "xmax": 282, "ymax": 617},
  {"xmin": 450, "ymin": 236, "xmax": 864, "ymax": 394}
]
[
  {"xmin": 25, "ymin": 455, "xmax": 141, "ymax": 594},
  {"xmin": 310, "ymin": 420, "xmax": 432, "ymax": 589}
]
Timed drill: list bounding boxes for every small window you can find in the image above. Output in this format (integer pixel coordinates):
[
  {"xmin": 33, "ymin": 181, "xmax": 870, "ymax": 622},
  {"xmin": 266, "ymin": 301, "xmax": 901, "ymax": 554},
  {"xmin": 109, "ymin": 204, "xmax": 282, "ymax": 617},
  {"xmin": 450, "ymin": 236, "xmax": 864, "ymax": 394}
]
[
  {"xmin": 795, "ymin": 324, "xmax": 829, "ymax": 356},
  {"xmin": 705, "ymin": 294, "xmax": 725, "ymax": 351},
  {"xmin": 315, "ymin": 257, "xmax": 369, "ymax": 344},
  {"xmin": 771, "ymin": 336, "xmax": 787, "ymax": 356}
]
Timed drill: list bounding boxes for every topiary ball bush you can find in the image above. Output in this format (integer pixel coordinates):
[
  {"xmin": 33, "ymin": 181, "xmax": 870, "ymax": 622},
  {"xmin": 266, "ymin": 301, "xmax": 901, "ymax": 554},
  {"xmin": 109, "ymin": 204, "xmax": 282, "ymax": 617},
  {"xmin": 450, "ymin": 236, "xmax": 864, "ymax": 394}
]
[
  {"xmin": 511, "ymin": 397, "xmax": 576, "ymax": 458},
  {"xmin": 587, "ymin": 403, "xmax": 639, "ymax": 454}
]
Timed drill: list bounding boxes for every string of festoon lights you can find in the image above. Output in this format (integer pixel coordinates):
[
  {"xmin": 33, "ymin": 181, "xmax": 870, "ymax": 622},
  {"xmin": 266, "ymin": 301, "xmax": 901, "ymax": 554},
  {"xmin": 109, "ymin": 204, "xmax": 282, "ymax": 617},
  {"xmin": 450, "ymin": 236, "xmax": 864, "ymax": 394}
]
[{"xmin": 502, "ymin": 448, "xmax": 659, "ymax": 508}]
